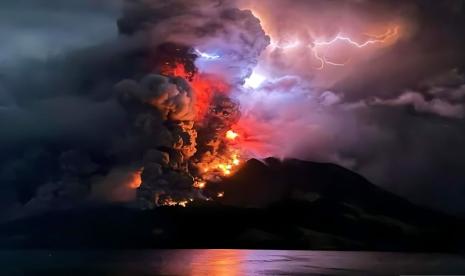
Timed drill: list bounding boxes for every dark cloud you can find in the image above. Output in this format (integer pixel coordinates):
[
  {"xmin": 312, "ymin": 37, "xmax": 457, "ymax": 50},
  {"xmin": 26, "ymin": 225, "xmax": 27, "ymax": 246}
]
[{"xmin": 0, "ymin": 0, "xmax": 121, "ymax": 65}]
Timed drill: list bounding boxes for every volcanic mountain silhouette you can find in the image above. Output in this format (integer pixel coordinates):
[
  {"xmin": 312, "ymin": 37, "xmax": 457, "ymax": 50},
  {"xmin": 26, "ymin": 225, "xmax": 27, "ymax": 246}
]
[
  {"xmin": 216, "ymin": 157, "xmax": 408, "ymax": 206},
  {"xmin": 1, "ymin": 158, "xmax": 464, "ymax": 251},
  {"xmin": 212, "ymin": 158, "xmax": 433, "ymax": 220}
]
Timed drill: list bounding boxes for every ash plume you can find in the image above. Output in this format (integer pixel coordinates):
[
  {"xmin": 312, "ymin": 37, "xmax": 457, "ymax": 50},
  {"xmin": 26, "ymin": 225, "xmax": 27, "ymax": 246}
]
[
  {"xmin": 113, "ymin": 0, "xmax": 268, "ymax": 206},
  {"xmin": 118, "ymin": 0, "xmax": 269, "ymax": 84},
  {"xmin": 0, "ymin": 0, "xmax": 268, "ymax": 218},
  {"xmin": 115, "ymin": 74, "xmax": 198, "ymax": 207}
]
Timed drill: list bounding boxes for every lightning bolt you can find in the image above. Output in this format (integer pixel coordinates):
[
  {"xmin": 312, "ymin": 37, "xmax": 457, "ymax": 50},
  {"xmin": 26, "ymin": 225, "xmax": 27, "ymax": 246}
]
[
  {"xmin": 194, "ymin": 48, "xmax": 220, "ymax": 60},
  {"xmin": 312, "ymin": 26, "xmax": 399, "ymax": 69},
  {"xmin": 269, "ymin": 26, "xmax": 399, "ymax": 70},
  {"xmin": 313, "ymin": 26, "xmax": 399, "ymax": 48}
]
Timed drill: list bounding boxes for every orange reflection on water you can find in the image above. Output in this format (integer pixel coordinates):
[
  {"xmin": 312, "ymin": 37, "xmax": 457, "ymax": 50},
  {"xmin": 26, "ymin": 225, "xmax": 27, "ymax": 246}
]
[{"xmin": 189, "ymin": 249, "xmax": 247, "ymax": 276}]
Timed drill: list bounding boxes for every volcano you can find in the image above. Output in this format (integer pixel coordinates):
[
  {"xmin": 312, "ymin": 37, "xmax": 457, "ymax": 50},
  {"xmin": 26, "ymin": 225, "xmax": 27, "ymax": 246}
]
[
  {"xmin": 1, "ymin": 158, "xmax": 464, "ymax": 251},
  {"xmin": 212, "ymin": 157, "xmax": 416, "ymax": 209}
]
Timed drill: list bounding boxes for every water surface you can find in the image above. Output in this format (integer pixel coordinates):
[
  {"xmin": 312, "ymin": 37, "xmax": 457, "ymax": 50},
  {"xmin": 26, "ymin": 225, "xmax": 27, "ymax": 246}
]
[{"xmin": 1, "ymin": 249, "xmax": 465, "ymax": 275}]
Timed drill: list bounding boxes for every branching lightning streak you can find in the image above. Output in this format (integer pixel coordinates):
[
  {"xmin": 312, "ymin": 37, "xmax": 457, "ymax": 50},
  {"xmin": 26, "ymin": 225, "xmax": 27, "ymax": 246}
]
[
  {"xmin": 269, "ymin": 26, "xmax": 399, "ymax": 70},
  {"xmin": 313, "ymin": 26, "xmax": 399, "ymax": 48},
  {"xmin": 312, "ymin": 26, "xmax": 399, "ymax": 69}
]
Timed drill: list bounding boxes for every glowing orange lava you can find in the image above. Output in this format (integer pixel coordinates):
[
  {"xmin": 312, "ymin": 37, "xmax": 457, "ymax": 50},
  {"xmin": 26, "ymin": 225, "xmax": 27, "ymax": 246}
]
[
  {"xmin": 193, "ymin": 179, "xmax": 206, "ymax": 189},
  {"xmin": 162, "ymin": 63, "xmax": 230, "ymax": 121},
  {"xmin": 225, "ymin": 130, "xmax": 239, "ymax": 140},
  {"xmin": 162, "ymin": 62, "xmax": 244, "ymax": 201},
  {"xmin": 161, "ymin": 197, "xmax": 189, "ymax": 207},
  {"xmin": 197, "ymin": 150, "xmax": 242, "ymax": 179},
  {"xmin": 128, "ymin": 169, "xmax": 143, "ymax": 189}
]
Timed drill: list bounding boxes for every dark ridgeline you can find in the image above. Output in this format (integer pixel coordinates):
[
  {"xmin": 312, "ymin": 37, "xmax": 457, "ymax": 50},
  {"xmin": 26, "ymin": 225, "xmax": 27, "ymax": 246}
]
[{"xmin": 0, "ymin": 158, "xmax": 464, "ymax": 252}]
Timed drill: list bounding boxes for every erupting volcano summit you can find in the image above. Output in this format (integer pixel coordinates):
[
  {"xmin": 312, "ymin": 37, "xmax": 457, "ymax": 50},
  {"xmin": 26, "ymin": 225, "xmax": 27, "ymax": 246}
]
[
  {"xmin": 112, "ymin": 0, "xmax": 404, "ymax": 208},
  {"xmin": 115, "ymin": 1, "xmax": 269, "ymax": 207}
]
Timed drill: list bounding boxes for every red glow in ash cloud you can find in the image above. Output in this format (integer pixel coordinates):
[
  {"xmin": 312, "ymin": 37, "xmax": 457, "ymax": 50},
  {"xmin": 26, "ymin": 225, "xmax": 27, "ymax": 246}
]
[
  {"xmin": 146, "ymin": 2, "xmax": 404, "ymax": 204},
  {"xmin": 162, "ymin": 62, "xmax": 230, "ymax": 121},
  {"xmin": 223, "ymin": 6, "xmax": 404, "ymax": 161}
]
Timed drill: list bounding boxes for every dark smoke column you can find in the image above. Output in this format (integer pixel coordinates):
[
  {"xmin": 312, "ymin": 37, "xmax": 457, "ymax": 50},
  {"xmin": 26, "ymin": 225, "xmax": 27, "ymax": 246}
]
[
  {"xmin": 115, "ymin": 0, "xmax": 269, "ymax": 207},
  {"xmin": 115, "ymin": 75, "xmax": 198, "ymax": 208}
]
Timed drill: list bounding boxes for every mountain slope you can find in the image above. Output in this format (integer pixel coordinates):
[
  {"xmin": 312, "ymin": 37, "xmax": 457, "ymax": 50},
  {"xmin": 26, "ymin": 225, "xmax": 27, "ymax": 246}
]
[
  {"xmin": 211, "ymin": 158, "xmax": 448, "ymax": 224},
  {"xmin": 0, "ymin": 158, "xmax": 463, "ymax": 251}
]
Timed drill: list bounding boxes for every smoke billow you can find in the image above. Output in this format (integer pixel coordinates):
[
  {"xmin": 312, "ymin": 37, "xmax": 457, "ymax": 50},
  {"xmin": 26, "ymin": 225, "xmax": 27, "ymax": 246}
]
[
  {"xmin": 0, "ymin": 0, "xmax": 269, "ymax": 218},
  {"xmin": 113, "ymin": 0, "xmax": 268, "ymax": 207},
  {"xmin": 118, "ymin": 0, "xmax": 269, "ymax": 85},
  {"xmin": 115, "ymin": 74, "xmax": 198, "ymax": 207}
]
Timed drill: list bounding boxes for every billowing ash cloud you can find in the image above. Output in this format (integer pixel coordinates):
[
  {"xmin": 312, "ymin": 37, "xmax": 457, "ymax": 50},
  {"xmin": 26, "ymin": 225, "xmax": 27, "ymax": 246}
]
[
  {"xmin": 113, "ymin": 0, "xmax": 268, "ymax": 207},
  {"xmin": 115, "ymin": 75, "xmax": 199, "ymax": 207},
  {"xmin": 0, "ymin": 0, "xmax": 268, "ymax": 218},
  {"xmin": 118, "ymin": 0, "xmax": 269, "ymax": 84}
]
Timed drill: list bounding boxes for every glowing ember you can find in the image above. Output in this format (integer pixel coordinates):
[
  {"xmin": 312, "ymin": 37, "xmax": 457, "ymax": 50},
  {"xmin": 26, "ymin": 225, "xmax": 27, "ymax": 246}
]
[
  {"xmin": 217, "ymin": 192, "xmax": 224, "ymax": 198},
  {"xmin": 217, "ymin": 152, "xmax": 241, "ymax": 176},
  {"xmin": 193, "ymin": 180, "xmax": 206, "ymax": 189},
  {"xmin": 178, "ymin": 200, "xmax": 189, "ymax": 207},
  {"xmin": 161, "ymin": 197, "xmax": 189, "ymax": 207},
  {"xmin": 218, "ymin": 163, "xmax": 232, "ymax": 175},
  {"xmin": 225, "ymin": 130, "xmax": 239, "ymax": 140},
  {"xmin": 128, "ymin": 169, "xmax": 143, "ymax": 189},
  {"xmin": 194, "ymin": 149, "xmax": 243, "ymax": 181}
]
